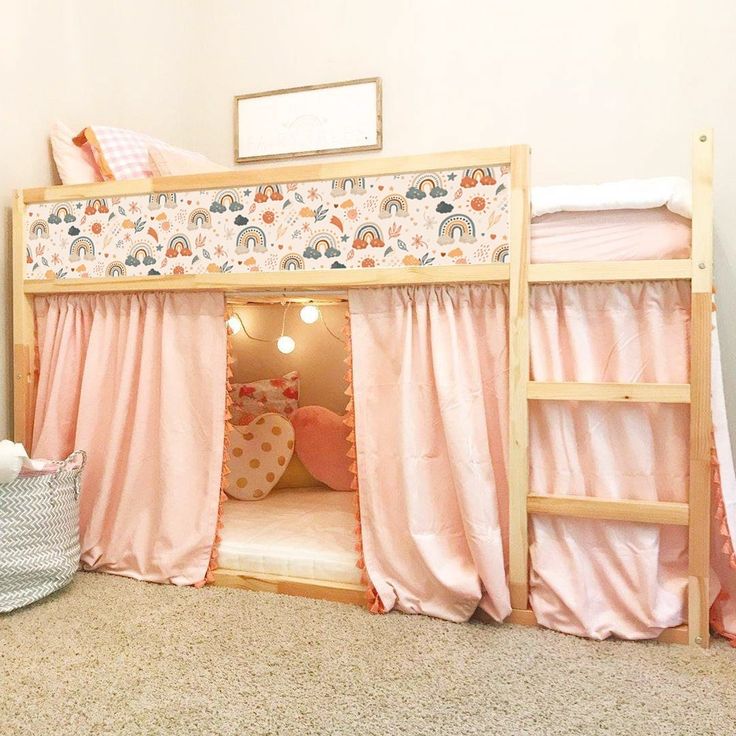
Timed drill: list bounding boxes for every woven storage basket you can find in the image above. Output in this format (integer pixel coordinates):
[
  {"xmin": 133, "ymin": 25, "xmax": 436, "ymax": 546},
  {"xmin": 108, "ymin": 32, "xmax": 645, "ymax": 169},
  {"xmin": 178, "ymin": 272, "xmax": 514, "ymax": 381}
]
[{"xmin": 0, "ymin": 450, "xmax": 85, "ymax": 612}]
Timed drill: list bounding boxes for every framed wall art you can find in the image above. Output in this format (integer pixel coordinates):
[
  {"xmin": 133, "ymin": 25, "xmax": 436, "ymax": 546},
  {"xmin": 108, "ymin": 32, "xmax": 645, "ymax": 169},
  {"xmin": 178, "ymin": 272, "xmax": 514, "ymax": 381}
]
[{"xmin": 234, "ymin": 77, "xmax": 382, "ymax": 164}]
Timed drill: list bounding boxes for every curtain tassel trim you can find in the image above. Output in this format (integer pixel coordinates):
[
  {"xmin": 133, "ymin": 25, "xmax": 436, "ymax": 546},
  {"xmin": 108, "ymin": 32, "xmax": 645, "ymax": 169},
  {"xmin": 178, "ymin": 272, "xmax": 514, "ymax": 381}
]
[
  {"xmin": 343, "ymin": 312, "xmax": 383, "ymax": 613},
  {"xmin": 709, "ymin": 428, "xmax": 736, "ymax": 645}
]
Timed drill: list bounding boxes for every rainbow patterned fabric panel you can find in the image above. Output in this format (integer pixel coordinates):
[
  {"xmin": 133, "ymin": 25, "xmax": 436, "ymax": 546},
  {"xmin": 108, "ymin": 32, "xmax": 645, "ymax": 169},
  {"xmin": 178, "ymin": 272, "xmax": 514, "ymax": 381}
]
[{"xmin": 24, "ymin": 166, "xmax": 510, "ymax": 280}]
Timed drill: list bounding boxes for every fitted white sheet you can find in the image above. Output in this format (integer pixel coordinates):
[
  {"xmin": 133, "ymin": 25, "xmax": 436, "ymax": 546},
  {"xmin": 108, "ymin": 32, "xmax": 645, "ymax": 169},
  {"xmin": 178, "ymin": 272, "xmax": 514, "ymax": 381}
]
[{"xmin": 218, "ymin": 487, "xmax": 362, "ymax": 585}]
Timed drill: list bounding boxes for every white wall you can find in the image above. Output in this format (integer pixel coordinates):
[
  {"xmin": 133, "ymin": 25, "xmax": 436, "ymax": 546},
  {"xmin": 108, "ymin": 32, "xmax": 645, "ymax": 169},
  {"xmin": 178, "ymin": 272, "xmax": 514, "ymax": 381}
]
[{"xmin": 1, "ymin": 0, "xmax": 735, "ymax": 442}]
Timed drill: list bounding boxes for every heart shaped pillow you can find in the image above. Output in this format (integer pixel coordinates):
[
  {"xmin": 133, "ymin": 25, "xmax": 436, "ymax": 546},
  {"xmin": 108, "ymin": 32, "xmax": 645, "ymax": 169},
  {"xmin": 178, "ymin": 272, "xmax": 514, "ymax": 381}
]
[
  {"xmin": 227, "ymin": 413, "xmax": 294, "ymax": 500},
  {"xmin": 291, "ymin": 406, "xmax": 353, "ymax": 491}
]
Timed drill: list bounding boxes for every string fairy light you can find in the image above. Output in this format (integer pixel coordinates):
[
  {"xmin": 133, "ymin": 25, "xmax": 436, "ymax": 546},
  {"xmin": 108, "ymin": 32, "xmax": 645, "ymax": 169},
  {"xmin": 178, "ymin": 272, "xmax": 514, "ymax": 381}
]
[
  {"xmin": 299, "ymin": 304, "xmax": 320, "ymax": 324},
  {"xmin": 226, "ymin": 300, "xmax": 342, "ymax": 354}
]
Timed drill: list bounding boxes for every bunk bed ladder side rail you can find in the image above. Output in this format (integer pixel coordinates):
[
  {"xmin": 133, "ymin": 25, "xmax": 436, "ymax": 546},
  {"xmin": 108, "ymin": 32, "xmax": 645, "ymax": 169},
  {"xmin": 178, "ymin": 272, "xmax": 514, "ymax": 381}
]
[
  {"xmin": 688, "ymin": 129, "xmax": 714, "ymax": 648},
  {"xmin": 510, "ymin": 131, "xmax": 713, "ymax": 649},
  {"xmin": 508, "ymin": 144, "xmax": 531, "ymax": 611},
  {"xmin": 12, "ymin": 189, "xmax": 36, "ymax": 448}
]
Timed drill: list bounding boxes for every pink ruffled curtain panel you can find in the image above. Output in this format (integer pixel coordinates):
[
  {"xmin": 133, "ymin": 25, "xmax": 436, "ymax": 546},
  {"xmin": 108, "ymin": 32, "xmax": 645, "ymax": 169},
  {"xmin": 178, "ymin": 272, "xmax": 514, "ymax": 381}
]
[
  {"xmin": 33, "ymin": 292, "xmax": 227, "ymax": 586},
  {"xmin": 349, "ymin": 285, "xmax": 512, "ymax": 622},
  {"xmin": 350, "ymin": 283, "xmax": 736, "ymax": 640}
]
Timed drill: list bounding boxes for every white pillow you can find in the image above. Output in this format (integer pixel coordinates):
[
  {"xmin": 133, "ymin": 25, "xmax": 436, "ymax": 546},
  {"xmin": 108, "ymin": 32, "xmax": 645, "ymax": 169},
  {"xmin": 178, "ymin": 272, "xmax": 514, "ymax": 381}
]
[
  {"xmin": 148, "ymin": 145, "xmax": 228, "ymax": 177},
  {"xmin": 49, "ymin": 121, "xmax": 103, "ymax": 185}
]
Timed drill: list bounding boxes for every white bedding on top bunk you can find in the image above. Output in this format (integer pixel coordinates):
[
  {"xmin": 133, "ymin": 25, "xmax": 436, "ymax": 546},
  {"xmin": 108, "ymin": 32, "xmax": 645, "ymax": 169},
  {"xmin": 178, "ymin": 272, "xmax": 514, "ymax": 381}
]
[
  {"xmin": 218, "ymin": 488, "xmax": 361, "ymax": 585},
  {"xmin": 532, "ymin": 177, "xmax": 691, "ymax": 218}
]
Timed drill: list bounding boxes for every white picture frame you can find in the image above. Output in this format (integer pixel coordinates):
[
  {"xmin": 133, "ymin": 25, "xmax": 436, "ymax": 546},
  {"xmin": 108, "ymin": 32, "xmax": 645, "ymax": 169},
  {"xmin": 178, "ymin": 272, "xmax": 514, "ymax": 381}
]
[{"xmin": 234, "ymin": 78, "xmax": 382, "ymax": 164}]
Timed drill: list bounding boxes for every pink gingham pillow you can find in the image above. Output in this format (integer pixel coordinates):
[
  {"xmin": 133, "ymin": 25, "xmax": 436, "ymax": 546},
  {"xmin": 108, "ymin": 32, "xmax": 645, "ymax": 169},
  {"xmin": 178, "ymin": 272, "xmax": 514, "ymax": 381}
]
[{"xmin": 74, "ymin": 126, "xmax": 219, "ymax": 182}]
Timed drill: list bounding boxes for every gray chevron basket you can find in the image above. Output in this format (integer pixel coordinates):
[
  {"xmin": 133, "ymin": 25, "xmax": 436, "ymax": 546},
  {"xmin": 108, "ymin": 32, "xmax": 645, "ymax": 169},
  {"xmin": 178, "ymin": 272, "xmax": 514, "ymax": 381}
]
[{"xmin": 0, "ymin": 450, "xmax": 85, "ymax": 612}]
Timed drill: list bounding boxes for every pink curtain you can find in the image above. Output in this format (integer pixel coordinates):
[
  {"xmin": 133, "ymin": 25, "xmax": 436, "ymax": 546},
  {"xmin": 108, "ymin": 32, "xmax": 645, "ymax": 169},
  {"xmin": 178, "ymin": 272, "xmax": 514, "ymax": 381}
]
[
  {"xmin": 350, "ymin": 280, "xmax": 736, "ymax": 640},
  {"xmin": 528, "ymin": 281, "xmax": 692, "ymax": 639},
  {"xmin": 33, "ymin": 292, "xmax": 227, "ymax": 586},
  {"xmin": 349, "ymin": 285, "xmax": 511, "ymax": 622}
]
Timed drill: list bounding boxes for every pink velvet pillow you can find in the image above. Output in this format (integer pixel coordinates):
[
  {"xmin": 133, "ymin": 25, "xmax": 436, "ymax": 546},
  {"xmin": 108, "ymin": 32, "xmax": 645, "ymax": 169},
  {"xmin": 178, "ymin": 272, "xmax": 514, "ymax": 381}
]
[{"xmin": 291, "ymin": 406, "xmax": 353, "ymax": 491}]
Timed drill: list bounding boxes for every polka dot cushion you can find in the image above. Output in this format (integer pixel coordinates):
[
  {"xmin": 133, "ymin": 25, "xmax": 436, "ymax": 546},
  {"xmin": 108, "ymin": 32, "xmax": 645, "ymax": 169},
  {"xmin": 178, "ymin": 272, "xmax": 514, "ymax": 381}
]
[{"xmin": 227, "ymin": 413, "xmax": 295, "ymax": 501}]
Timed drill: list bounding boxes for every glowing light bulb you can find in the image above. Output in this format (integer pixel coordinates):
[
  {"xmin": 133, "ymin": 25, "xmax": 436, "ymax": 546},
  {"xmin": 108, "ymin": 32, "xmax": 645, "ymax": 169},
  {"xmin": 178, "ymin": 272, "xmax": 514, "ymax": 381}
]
[
  {"xmin": 300, "ymin": 305, "xmax": 320, "ymax": 324},
  {"xmin": 277, "ymin": 335, "xmax": 295, "ymax": 354},
  {"xmin": 227, "ymin": 315, "xmax": 242, "ymax": 334}
]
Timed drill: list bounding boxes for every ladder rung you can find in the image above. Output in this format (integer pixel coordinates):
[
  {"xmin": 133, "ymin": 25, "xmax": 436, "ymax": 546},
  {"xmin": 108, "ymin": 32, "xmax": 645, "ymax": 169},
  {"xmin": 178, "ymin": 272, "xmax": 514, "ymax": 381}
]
[
  {"xmin": 528, "ymin": 381, "xmax": 691, "ymax": 403},
  {"xmin": 528, "ymin": 259, "xmax": 692, "ymax": 283},
  {"xmin": 527, "ymin": 494, "xmax": 689, "ymax": 525}
]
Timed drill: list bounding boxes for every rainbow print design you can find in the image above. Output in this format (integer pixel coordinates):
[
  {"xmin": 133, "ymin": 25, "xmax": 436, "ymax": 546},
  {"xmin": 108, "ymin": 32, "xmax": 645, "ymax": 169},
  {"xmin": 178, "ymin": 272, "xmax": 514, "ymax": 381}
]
[
  {"xmin": 406, "ymin": 173, "xmax": 447, "ymax": 199},
  {"xmin": 187, "ymin": 208, "xmax": 212, "ymax": 230},
  {"xmin": 254, "ymin": 184, "xmax": 283, "ymax": 203},
  {"xmin": 47, "ymin": 202, "xmax": 76, "ymax": 225},
  {"xmin": 149, "ymin": 192, "xmax": 178, "ymax": 210},
  {"xmin": 106, "ymin": 261, "xmax": 127, "ymax": 277},
  {"xmin": 28, "ymin": 219, "xmax": 49, "ymax": 240},
  {"xmin": 280, "ymin": 254, "xmax": 305, "ymax": 271},
  {"xmin": 85, "ymin": 198, "xmax": 109, "ymax": 215},
  {"xmin": 378, "ymin": 194, "xmax": 409, "ymax": 219},
  {"xmin": 304, "ymin": 232, "xmax": 341, "ymax": 260},
  {"xmin": 331, "ymin": 177, "xmax": 366, "ymax": 197},
  {"xmin": 492, "ymin": 244, "xmax": 509, "ymax": 263},
  {"xmin": 24, "ymin": 162, "xmax": 510, "ymax": 280},
  {"xmin": 210, "ymin": 189, "xmax": 243, "ymax": 213},
  {"xmin": 461, "ymin": 167, "xmax": 497, "ymax": 188},
  {"xmin": 353, "ymin": 223, "xmax": 384, "ymax": 249},
  {"xmin": 165, "ymin": 234, "xmax": 192, "ymax": 258},
  {"xmin": 126, "ymin": 242, "xmax": 158, "ymax": 267},
  {"xmin": 69, "ymin": 236, "xmax": 96, "ymax": 262},
  {"xmin": 236, "ymin": 226, "xmax": 267, "ymax": 254},
  {"xmin": 437, "ymin": 214, "xmax": 476, "ymax": 245}
]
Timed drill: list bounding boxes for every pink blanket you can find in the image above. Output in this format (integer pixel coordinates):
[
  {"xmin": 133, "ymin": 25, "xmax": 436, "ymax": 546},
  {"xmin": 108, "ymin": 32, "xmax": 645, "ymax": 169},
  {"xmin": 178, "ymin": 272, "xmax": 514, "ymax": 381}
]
[{"xmin": 33, "ymin": 292, "xmax": 227, "ymax": 585}]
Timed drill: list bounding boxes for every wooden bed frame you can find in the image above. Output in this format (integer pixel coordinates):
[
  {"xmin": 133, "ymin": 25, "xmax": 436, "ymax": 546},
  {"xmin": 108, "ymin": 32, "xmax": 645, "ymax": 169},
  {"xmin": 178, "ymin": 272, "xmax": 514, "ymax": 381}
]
[{"xmin": 12, "ymin": 133, "xmax": 714, "ymax": 647}]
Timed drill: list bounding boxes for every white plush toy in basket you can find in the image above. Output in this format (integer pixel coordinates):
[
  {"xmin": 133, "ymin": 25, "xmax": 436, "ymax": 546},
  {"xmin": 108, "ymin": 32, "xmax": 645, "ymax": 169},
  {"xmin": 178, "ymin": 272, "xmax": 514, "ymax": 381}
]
[{"xmin": 0, "ymin": 446, "xmax": 86, "ymax": 612}]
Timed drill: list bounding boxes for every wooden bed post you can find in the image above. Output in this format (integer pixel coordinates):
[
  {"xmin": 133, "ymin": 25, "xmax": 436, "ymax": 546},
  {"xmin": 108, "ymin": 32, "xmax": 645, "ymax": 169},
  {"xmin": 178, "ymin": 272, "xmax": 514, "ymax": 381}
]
[
  {"xmin": 688, "ymin": 129, "xmax": 714, "ymax": 648},
  {"xmin": 508, "ymin": 145, "xmax": 531, "ymax": 610},
  {"xmin": 12, "ymin": 189, "xmax": 36, "ymax": 449}
]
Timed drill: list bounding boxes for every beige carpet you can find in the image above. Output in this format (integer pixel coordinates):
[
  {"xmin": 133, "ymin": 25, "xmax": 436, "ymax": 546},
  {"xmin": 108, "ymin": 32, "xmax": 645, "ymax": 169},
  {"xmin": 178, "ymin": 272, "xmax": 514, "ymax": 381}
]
[{"xmin": 1, "ymin": 573, "xmax": 734, "ymax": 736}]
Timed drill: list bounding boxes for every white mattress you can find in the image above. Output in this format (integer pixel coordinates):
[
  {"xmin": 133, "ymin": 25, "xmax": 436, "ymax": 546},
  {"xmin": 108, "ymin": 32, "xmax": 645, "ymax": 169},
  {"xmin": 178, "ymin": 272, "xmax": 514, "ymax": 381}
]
[{"xmin": 218, "ymin": 487, "xmax": 362, "ymax": 585}]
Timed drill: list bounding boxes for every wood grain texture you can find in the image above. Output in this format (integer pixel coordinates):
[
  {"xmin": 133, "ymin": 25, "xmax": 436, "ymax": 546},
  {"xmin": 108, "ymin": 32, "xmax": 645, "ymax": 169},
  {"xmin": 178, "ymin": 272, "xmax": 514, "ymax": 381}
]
[
  {"xmin": 23, "ymin": 147, "xmax": 513, "ymax": 204},
  {"xmin": 507, "ymin": 144, "xmax": 531, "ymax": 610},
  {"xmin": 527, "ymin": 494, "xmax": 689, "ymax": 526},
  {"xmin": 687, "ymin": 130, "xmax": 714, "ymax": 649},
  {"xmin": 528, "ymin": 259, "xmax": 692, "ymax": 283},
  {"xmin": 211, "ymin": 568, "xmax": 367, "ymax": 606},
  {"xmin": 12, "ymin": 190, "xmax": 35, "ymax": 447},
  {"xmin": 527, "ymin": 381, "xmax": 691, "ymax": 403},
  {"xmin": 24, "ymin": 263, "xmax": 511, "ymax": 295}
]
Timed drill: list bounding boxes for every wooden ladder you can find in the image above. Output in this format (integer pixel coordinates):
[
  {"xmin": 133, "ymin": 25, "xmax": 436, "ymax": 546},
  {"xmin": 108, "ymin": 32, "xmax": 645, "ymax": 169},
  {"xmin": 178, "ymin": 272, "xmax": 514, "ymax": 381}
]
[{"xmin": 507, "ymin": 132, "xmax": 714, "ymax": 648}]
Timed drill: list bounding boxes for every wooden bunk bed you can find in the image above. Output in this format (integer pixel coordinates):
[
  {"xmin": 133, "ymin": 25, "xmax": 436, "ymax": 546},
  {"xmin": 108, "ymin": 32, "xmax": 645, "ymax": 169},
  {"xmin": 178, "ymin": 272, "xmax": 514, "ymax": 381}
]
[{"xmin": 12, "ymin": 133, "xmax": 714, "ymax": 647}]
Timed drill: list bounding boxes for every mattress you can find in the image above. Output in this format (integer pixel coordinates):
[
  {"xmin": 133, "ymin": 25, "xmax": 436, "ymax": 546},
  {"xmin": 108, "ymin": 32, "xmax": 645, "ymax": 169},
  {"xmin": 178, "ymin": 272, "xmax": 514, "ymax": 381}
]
[
  {"xmin": 218, "ymin": 487, "xmax": 362, "ymax": 585},
  {"xmin": 530, "ymin": 206, "xmax": 691, "ymax": 263}
]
